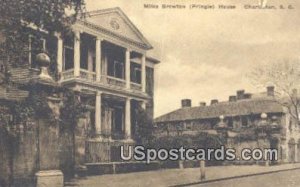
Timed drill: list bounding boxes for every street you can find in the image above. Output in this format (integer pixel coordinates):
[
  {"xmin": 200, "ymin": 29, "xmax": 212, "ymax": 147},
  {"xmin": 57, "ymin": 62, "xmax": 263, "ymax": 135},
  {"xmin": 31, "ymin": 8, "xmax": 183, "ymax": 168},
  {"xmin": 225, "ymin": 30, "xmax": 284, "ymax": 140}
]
[
  {"xmin": 66, "ymin": 164, "xmax": 300, "ymax": 187},
  {"xmin": 195, "ymin": 170, "xmax": 300, "ymax": 187}
]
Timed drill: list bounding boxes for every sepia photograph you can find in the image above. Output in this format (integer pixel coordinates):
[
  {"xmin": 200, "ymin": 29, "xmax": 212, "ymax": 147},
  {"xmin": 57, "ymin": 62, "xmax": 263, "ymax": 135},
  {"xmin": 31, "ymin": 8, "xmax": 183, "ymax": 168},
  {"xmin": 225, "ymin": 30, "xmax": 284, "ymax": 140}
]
[{"xmin": 1, "ymin": 0, "xmax": 300, "ymax": 186}]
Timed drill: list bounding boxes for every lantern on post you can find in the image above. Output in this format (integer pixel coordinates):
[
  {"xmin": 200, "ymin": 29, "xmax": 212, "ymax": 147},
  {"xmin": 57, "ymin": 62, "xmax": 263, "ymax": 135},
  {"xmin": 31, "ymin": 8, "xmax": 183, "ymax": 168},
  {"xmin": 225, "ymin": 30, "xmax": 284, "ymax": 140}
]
[
  {"xmin": 256, "ymin": 113, "xmax": 268, "ymax": 138},
  {"xmin": 215, "ymin": 115, "xmax": 229, "ymax": 139}
]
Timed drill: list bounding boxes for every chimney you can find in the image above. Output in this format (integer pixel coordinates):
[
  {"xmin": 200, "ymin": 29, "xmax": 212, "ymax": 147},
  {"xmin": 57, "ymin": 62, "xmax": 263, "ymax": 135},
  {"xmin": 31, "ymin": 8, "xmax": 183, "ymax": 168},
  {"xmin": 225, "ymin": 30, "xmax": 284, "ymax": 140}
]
[
  {"xmin": 199, "ymin": 102, "xmax": 206, "ymax": 107},
  {"xmin": 237, "ymin": 90, "xmax": 245, "ymax": 100},
  {"xmin": 229, "ymin": 95, "xmax": 237, "ymax": 102},
  {"xmin": 267, "ymin": 86, "xmax": 275, "ymax": 97},
  {"xmin": 181, "ymin": 99, "xmax": 192, "ymax": 108},
  {"xmin": 244, "ymin": 93, "xmax": 252, "ymax": 99},
  {"xmin": 211, "ymin": 99, "xmax": 218, "ymax": 105}
]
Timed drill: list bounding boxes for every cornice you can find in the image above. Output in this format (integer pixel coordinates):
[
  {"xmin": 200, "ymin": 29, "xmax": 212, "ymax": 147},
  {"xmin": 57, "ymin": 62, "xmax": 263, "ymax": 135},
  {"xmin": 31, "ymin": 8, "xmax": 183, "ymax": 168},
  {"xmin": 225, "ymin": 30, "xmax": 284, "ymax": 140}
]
[{"xmin": 76, "ymin": 20, "xmax": 152, "ymax": 51}]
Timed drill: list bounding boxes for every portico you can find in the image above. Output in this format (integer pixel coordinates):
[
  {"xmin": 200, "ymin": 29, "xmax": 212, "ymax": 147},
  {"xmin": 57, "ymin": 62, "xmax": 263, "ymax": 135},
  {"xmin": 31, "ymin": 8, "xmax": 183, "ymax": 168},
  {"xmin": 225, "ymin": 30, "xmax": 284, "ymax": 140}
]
[{"xmin": 55, "ymin": 7, "xmax": 159, "ymax": 163}]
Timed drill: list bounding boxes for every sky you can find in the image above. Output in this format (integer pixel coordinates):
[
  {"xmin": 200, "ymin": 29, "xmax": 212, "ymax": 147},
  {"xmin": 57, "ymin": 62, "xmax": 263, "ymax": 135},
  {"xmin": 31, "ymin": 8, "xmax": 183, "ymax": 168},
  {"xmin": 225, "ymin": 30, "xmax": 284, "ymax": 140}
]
[{"xmin": 85, "ymin": 0, "xmax": 300, "ymax": 117}]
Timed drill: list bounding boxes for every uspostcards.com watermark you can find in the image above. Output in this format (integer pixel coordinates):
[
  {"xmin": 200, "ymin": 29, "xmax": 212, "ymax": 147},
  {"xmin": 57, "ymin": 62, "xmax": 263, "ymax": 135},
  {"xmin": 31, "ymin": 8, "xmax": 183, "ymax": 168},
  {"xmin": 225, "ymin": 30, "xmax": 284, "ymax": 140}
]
[{"xmin": 120, "ymin": 146, "xmax": 278, "ymax": 163}]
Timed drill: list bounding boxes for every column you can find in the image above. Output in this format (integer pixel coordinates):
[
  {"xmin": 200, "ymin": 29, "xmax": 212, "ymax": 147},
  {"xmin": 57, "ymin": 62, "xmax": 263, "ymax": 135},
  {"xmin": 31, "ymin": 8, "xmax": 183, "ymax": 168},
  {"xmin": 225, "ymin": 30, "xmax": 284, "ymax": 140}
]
[
  {"xmin": 125, "ymin": 49, "xmax": 131, "ymax": 89},
  {"xmin": 125, "ymin": 97, "xmax": 131, "ymax": 139},
  {"xmin": 96, "ymin": 37, "xmax": 102, "ymax": 82},
  {"xmin": 95, "ymin": 91, "xmax": 102, "ymax": 136},
  {"xmin": 141, "ymin": 54, "xmax": 146, "ymax": 92},
  {"xmin": 87, "ymin": 48, "xmax": 93, "ymax": 80},
  {"xmin": 141, "ymin": 101, "xmax": 146, "ymax": 110},
  {"xmin": 56, "ymin": 34, "xmax": 63, "ymax": 74},
  {"xmin": 74, "ymin": 31, "xmax": 81, "ymax": 77}
]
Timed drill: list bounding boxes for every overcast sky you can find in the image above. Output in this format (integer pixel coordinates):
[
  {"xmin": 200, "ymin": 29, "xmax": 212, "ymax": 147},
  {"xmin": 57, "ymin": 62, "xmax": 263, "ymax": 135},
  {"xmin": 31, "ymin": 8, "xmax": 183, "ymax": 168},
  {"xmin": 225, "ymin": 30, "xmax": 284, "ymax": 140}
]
[{"xmin": 85, "ymin": 0, "xmax": 300, "ymax": 117}]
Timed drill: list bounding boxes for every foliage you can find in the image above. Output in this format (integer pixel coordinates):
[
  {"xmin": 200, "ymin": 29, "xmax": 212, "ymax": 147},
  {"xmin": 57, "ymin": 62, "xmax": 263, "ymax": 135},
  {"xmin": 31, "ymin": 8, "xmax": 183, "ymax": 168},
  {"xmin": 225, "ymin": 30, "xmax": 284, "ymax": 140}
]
[
  {"xmin": 151, "ymin": 132, "xmax": 225, "ymax": 150},
  {"xmin": 232, "ymin": 127, "xmax": 258, "ymax": 142},
  {"xmin": 0, "ymin": 0, "xmax": 86, "ymax": 128},
  {"xmin": 133, "ymin": 106, "xmax": 155, "ymax": 146},
  {"xmin": 0, "ymin": 0, "xmax": 85, "ymax": 69},
  {"xmin": 59, "ymin": 89, "xmax": 88, "ymax": 131},
  {"xmin": 248, "ymin": 59, "xmax": 300, "ymax": 124},
  {"xmin": 0, "ymin": 2, "xmax": 86, "ymax": 184}
]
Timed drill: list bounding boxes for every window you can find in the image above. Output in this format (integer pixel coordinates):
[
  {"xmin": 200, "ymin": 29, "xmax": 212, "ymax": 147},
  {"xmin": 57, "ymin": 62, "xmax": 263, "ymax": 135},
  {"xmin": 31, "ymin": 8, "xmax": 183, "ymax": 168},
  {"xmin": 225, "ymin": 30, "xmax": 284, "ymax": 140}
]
[
  {"xmin": 146, "ymin": 67, "xmax": 154, "ymax": 95},
  {"xmin": 108, "ymin": 60, "xmax": 124, "ymax": 79},
  {"xmin": 115, "ymin": 61, "xmax": 124, "ymax": 78},
  {"xmin": 92, "ymin": 57, "xmax": 96, "ymax": 72},
  {"xmin": 130, "ymin": 62, "xmax": 141, "ymax": 84},
  {"xmin": 0, "ymin": 64, "xmax": 4, "ymax": 73},
  {"xmin": 241, "ymin": 117, "xmax": 248, "ymax": 127},
  {"xmin": 29, "ymin": 35, "xmax": 46, "ymax": 68},
  {"xmin": 80, "ymin": 44, "xmax": 88, "ymax": 69},
  {"xmin": 63, "ymin": 37, "xmax": 74, "ymax": 70},
  {"xmin": 228, "ymin": 118, "xmax": 233, "ymax": 128},
  {"xmin": 186, "ymin": 122, "xmax": 193, "ymax": 130}
]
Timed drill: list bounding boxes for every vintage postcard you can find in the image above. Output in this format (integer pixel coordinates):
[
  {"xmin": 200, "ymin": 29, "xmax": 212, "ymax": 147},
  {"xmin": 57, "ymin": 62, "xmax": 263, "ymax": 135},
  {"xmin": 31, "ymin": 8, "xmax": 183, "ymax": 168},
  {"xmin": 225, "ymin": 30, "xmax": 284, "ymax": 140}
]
[{"xmin": 1, "ymin": 0, "xmax": 300, "ymax": 186}]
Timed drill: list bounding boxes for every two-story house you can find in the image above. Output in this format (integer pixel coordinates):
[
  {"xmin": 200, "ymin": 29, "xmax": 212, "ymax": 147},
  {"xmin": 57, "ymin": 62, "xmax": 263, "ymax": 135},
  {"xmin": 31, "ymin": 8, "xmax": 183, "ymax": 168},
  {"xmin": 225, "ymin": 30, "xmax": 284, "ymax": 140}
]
[{"xmin": 155, "ymin": 86, "xmax": 300, "ymax": 164}]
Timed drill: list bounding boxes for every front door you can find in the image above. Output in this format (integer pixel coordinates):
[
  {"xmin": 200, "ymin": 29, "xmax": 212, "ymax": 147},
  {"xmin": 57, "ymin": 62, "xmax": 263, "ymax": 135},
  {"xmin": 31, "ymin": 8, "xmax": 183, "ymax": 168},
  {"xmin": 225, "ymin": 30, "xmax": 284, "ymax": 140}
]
[{"xmin": 111, "ymin": 107, "xmax": 124, "ymax": 139}]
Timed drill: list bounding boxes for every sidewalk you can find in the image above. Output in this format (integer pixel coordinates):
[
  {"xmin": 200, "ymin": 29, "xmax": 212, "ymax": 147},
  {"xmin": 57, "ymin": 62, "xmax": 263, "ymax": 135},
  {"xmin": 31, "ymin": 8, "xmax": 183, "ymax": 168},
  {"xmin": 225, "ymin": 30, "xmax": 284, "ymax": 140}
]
[{"xmin": 66, "ymin": 163, "xmax": 300, "ymax": 187}]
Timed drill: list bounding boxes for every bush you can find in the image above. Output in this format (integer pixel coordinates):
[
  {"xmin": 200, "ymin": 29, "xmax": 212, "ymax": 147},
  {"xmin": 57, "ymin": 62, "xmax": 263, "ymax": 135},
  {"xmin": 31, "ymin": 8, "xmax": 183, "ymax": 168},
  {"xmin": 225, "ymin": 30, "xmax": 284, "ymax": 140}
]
[{"xmin": 151, "ymin": 132, "xmax": 224, "ymax": 150}]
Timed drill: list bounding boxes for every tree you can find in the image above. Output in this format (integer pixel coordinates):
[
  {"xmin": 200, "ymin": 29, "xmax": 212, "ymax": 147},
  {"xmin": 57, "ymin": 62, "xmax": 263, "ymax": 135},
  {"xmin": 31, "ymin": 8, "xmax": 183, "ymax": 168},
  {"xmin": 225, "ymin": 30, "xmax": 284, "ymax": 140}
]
[
  {"xmin": 133, "ymin": 106, "xmax": 155, "ymax": 147},
  {"xmin": 0, "ymin": 0, "xmax": 86, "ymax": 125},
  {"xmin": 0, "ymin": 2, "xmax": 86, "ymax": 185},
  {"xmin": 0, "ymin": 0, "xmax": 85, "ymax": 70},
  {"xmin": 248, "ymin": 59, "xmax": 300, "ymax": 125}
]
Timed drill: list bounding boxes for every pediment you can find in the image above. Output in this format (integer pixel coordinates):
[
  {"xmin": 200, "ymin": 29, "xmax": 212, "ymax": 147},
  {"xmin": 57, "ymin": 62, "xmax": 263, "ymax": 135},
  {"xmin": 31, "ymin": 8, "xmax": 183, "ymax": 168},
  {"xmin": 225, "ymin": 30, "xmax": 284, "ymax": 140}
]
[{"xmin": 82, "ymin": 8, "xmax": 152, "ymax": 49}]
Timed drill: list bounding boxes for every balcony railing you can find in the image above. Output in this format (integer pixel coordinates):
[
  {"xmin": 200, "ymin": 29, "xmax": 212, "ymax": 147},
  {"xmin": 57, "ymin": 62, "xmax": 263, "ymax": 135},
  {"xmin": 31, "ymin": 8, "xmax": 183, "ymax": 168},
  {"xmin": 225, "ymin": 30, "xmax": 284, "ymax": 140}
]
[
  {"xmin": 79, "ymin": 69, "xmax": 96, "ymax": 81},
  {"xmin": 61, "ymin": 69, "xmax": 143, "ymax": 92},
  {"xmin": 61, "ymin": 69, "xmax": 74, "ymax": 80},
  {"xmin": 131, "ymin": 82, "xmax": 142, "ymax": 91},
  {"xmin": 105, "ymin": 76, "xmax": 126, "ymax": 88}
]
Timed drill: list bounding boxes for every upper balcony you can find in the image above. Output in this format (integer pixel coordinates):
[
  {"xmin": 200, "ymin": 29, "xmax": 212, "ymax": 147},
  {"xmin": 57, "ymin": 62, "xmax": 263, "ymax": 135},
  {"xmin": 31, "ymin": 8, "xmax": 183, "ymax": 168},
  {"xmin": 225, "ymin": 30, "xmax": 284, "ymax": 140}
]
[
  {"xmin": 61, "ymin": 68, "xmax": 143, "ymax": 92},
  {"xmin": 59, "ymin": 33, "xmax": 146, "ymax": 94}
]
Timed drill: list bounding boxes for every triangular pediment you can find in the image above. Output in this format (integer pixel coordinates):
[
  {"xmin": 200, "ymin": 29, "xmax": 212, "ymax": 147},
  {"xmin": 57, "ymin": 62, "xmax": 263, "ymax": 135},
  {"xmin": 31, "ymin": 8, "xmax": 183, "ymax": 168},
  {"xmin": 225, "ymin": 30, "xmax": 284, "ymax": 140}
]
[{"xmin": 81, "ymin": 7, "xmax": 152, "ymax": 49}]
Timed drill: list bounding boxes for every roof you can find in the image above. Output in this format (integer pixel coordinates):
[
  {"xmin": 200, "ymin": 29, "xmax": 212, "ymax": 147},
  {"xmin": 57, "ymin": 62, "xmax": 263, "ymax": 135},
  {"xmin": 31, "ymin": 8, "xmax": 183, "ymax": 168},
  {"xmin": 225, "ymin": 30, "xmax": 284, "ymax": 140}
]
[
  {"xmin": 0, "ymin": 67, "xmax": 37, "ymax": 101},
  {"xmin": 155, "ymin": 98, "xmax": 284, "ymax": 123},
  {"xmin": 0, "ymin": 86, "xmax": 28, "ymax": 101},
  {"xmin": 79, "ymin": 7, "xmax": 153, "ymax": 50},
  {"xmin": 9, "ymin": 67, "xmax": 39, "ymax": 84},
  {"xmin": 146, "ymin": 56, "xmax": 160, "ymax": 64}
]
